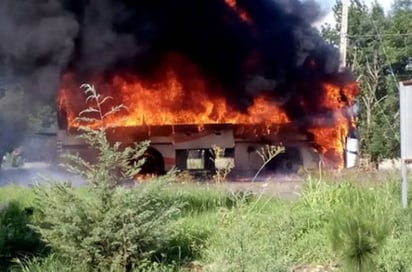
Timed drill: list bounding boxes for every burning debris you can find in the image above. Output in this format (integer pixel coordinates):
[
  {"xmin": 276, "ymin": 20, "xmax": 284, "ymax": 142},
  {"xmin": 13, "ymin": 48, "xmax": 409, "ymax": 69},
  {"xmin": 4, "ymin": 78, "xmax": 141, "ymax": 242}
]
[{"xmin": 0, "ymin": 0, "xmax": 359, "ymax": 170}]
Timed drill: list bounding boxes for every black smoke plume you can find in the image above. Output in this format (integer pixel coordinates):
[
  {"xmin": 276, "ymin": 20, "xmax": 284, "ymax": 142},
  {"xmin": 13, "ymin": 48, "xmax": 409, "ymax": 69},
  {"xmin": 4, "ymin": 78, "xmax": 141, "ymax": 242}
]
[{"xmin": 0, "ymin": 0, "xmax": 355, "ymax": 128}]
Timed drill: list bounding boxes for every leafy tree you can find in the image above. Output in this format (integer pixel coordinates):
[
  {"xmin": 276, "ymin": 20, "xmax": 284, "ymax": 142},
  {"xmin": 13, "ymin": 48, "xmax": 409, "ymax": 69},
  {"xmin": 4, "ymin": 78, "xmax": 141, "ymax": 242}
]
[
  {"xmin": 386, "ymin": 0, "xmax": 412, "ymax": 78},
  {"xmin": 321, "ymin": 0, "xmax": 410, "ymax": 161}
]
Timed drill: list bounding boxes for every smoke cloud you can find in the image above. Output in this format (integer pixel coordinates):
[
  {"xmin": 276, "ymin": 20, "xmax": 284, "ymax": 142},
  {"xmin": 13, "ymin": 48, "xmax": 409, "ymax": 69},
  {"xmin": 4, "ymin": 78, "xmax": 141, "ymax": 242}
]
[
  {"xmin": 0, "ymin": 0, "xmax": 354, "ymax": 120},
  {"xmin": 0, "ymin": 0, "xmax": 78, "ymax": 99},
  {"xmin": 0, "ymin": 0, "xmax": 361, "ymax": 165}
]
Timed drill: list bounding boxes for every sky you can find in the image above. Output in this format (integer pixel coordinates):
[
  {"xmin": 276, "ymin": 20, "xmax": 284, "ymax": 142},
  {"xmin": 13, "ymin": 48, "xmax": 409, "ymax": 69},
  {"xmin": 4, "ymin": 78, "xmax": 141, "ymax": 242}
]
[{"xmin": 314, "ymin": 0, "xmax": 394, "ymax": 28}]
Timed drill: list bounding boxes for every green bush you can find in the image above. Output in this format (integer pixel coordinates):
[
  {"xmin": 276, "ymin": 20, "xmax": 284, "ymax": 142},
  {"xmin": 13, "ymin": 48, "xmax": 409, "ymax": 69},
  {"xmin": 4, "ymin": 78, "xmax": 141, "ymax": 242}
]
[
  {"xmin": 31, "ymin": 85, "xmax": 184, "ymax": 271},
  {"xmin": 0, "ymin": 201, "xmax": 45, "ymax": 269}
]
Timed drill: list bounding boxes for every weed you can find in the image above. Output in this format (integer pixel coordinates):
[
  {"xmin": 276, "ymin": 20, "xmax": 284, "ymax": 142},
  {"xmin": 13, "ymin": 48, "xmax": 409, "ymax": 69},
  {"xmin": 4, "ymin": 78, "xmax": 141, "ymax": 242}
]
[{"xmin": 251, "ymin": 144, "xmax": 285, "ymax": 182}]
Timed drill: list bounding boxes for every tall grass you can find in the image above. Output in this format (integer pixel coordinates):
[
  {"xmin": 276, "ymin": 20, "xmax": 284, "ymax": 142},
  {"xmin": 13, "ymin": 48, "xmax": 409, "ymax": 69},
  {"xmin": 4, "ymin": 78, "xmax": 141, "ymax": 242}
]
[
  {"xmin": 199, "ymin": 174, "xmax": 408, "ymax": 272},
  {"xmin": 13, "ymin": 254, "xmax": 180, "ymax": 272},
  {"xmin": 201, "ymin": 198, "xmax": 293, "ymax": 272}
]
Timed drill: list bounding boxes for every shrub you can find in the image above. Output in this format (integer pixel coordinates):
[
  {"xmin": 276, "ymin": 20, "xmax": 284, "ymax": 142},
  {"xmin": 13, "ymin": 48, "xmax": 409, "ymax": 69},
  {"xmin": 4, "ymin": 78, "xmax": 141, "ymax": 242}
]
[
  {"xmin": 33, "ymin": 179, "xmax": 182, "ymax": 271},
  {"xmin": 31, "ymin": 84, "xmax": 184, "ymax": 271}
]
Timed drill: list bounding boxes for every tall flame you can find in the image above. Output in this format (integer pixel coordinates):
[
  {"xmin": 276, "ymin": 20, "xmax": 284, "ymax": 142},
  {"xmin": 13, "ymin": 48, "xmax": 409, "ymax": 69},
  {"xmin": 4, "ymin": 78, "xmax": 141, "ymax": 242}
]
[
  {"xmin": 59, "ymin": 55, "xmax": 289, "ymax": 128},
  {"xmin": 307, "ymin": 82, "xmax": 358, "ymax": 167},
  {"xmin": 58, "ymin": 55, "xmax": 358, "ymax": 169}
]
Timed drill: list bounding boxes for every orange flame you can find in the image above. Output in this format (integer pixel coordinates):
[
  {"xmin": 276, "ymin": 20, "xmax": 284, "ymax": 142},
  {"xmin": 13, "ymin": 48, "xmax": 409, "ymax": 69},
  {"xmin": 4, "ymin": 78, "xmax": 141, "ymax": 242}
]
[
  {"xmin": 58, "ymin": 55, "xmax": 289, "ymax": 128},
  {"xmin": 58, "ymin": 55, "xmax": 359, "ymax": 169},
  {"xmin": 307, "ymin": 82, "xmax": 358, "ymax": 168}
]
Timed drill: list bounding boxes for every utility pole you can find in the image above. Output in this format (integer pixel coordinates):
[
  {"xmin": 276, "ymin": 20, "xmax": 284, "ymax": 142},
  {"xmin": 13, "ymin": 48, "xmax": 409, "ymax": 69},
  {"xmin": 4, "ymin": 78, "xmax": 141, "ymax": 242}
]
[{"xmin": 339, "ymin": 0, "xmax": 349, "ymax": 70}]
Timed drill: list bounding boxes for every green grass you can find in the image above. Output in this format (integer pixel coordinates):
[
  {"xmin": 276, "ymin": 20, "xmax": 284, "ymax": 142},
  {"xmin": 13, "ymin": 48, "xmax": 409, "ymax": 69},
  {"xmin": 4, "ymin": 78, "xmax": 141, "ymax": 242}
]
[
  {"xmin": 3, "ymin": 173, "xmax": 412, "ymax": 271},
  {"xmin": 0, "ymin": 185, "xmax": 35, "ymax": 207},
  {"xmin": 0, "ymin": 185, "xmax": 89, "ymax": 208},
  {"xmin": 154, "ymin": 183, "xmax": 246, "ymax": 214}
]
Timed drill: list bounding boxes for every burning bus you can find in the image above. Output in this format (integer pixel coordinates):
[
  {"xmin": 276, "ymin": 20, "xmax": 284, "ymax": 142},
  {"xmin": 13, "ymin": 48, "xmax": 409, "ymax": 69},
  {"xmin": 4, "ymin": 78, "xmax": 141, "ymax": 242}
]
[
  {"xmin": 54, "ymin": 0, "xmax": 359, "ymax": 177},
  {"xmin": 57, "ymin": 56, "xmax": 359, "ymax": 177}
]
